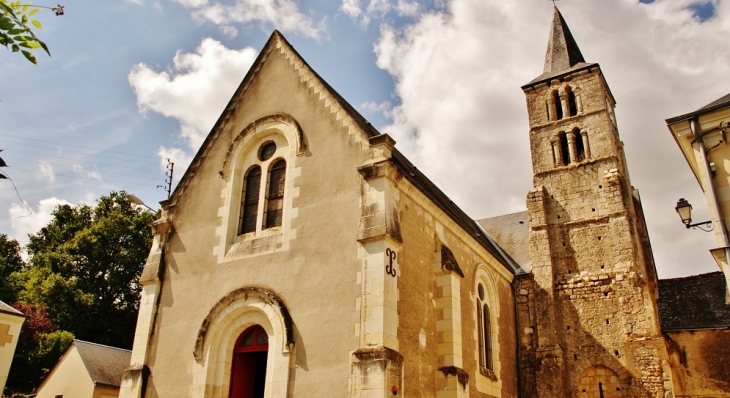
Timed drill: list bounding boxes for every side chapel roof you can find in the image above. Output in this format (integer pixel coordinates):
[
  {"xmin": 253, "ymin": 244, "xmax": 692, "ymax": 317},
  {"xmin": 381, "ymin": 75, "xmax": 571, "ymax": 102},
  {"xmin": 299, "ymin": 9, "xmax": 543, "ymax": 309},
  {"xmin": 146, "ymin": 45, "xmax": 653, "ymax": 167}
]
[
  {"xmin": 658, "ymin": 272, "xmax": 730, "ymax": 331},
  {"xmin": 524, "ymin": 7, "xmax": 598, "ymax": 88},
  {"xmin": 161, "ymin": 30, "xmax": 517, "ymax": 275},
  {"xmin": 477, "ymin": 211, "xmax": 530, "ymax": 274},
  {"xmin": 0, "ymin": 300, "xmax": 24, "ymax": 317},
  {"xmin": 73, "ymin": 340, "xmax": 132, "ymax": 388}
]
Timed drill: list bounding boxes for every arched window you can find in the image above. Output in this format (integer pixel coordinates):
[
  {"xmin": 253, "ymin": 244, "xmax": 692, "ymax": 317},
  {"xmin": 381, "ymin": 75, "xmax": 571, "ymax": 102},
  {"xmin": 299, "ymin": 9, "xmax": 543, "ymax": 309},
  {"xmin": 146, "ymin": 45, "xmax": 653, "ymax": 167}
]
[
  {"xmin": 477, "ymin": 283, "xmax": 493, "ymax": 371},
  {"xmin": 230, "ymin": 325, "xmax": 269, "ymax": 398},
  {"xmin": 567, "ymin": 87, "xmax": 578, "ymax": 117},
  {"xmin": 573, "ymin": 129, "xmax": 585, "ymax": 161},
  {"xmin": 559, "ymin": 132, "xmax": 570, "ymax": 166},
  {"xmin": 552, "ymin": 90, "xmax": 563, "ymax": 120},
  {"xmin": 238, "ymin": 141, "xmax": 288, "ymax": 236},
  {"xmin": 240, "ymin": 166, "xmax": 261, "ymax": 234},
  {"xmin": 264, "ymin": 159, "xmax": 286, "ymax": 229}
]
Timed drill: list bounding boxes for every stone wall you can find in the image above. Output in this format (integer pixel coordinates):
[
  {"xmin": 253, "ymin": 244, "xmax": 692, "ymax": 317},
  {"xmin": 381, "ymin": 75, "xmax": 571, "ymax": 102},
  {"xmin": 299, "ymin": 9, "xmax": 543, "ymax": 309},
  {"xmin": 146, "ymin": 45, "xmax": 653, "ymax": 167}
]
[{"xmin": 665, "ymin": 330, "xmax": 730, "ymax": 397}]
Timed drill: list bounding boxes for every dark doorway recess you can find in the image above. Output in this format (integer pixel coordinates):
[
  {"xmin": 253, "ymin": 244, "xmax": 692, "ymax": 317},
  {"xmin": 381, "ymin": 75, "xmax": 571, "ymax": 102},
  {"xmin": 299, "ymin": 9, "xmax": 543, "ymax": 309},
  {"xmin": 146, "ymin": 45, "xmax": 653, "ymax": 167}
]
[{"xmin": 230, "ymin": 325, "xmax": 269, "ymax": 398}]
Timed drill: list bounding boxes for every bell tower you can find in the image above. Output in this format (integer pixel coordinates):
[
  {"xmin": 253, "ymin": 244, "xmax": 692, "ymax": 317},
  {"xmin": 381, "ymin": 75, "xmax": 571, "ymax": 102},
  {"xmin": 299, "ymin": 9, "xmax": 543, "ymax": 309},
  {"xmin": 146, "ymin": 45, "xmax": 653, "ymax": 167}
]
[{"xmin": 521, "ymin": 8, "xmax": 673, "ymax": 398}]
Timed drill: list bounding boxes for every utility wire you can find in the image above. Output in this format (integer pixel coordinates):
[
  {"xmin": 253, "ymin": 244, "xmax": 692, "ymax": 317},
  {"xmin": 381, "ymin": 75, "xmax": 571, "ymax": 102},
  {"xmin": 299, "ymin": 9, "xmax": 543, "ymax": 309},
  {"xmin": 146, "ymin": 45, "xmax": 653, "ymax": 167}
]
[
  {"xmin": 8, "ymin": 167, "xmax": 158, "ymax": 187},
  {"xmin": 0, "ymin": 133, "xmax": 158, "ymax": 160},
  {"xmin": 3, "ymin": 156, "xmax": 162, "ymax": 181},
  {"xmin": 0, "ymin": 141, "xmax": 160, "ymax": 167},
  {"xmin": 0, "ymin": 170, "xmax": 33, "ymax": 216},
  {"xmin": 1, "ymin": 149, "xmax": 159, "ymax": 172}
]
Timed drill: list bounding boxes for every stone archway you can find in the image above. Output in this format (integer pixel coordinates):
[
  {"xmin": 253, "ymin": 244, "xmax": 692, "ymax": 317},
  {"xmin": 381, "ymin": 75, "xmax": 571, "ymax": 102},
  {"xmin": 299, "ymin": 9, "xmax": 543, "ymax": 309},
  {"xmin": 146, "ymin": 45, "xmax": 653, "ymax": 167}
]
[{"xmin": 577, "ymin": 366, "xmax": 624, "ymax": 398}]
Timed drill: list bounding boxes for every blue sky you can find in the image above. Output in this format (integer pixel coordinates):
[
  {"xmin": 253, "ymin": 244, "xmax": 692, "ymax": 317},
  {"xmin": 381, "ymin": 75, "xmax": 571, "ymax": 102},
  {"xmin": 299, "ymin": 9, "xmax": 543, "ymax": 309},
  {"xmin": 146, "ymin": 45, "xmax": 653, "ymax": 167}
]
[{"xmin": 1, "ymin": 0, "xmax": 729, "ymax": 279}]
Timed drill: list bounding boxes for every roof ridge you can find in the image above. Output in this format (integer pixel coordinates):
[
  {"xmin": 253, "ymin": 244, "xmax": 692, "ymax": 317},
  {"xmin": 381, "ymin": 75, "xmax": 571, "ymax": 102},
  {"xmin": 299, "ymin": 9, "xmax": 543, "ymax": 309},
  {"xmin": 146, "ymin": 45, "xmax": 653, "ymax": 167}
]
[
  {"xmin": 163, "ymin": 30, "xmax": 379, "ymax": 208},
  {"xmin": 74, "ymin": 339, "xmax": 131, "ymax": 352}
]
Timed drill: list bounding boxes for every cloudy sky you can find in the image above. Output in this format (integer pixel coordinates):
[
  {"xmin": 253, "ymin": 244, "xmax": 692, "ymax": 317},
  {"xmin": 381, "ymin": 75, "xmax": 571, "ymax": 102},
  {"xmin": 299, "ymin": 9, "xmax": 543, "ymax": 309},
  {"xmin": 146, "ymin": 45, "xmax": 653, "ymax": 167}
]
[{"xmin": 0, "ymin": 0, "xmax": 727, "ymax": 279}]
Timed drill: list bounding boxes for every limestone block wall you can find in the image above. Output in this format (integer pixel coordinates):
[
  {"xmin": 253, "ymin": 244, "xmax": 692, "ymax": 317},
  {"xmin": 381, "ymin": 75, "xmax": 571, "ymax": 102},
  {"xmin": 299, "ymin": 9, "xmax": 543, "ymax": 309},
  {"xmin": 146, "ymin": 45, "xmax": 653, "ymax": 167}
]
[
  {"xmin": 665, "ymin": 330, "xmax": 730, "ymax": 397},
  {"xmin": 394, "ymin": 179, "xmax": 518, "ymax": 398}
]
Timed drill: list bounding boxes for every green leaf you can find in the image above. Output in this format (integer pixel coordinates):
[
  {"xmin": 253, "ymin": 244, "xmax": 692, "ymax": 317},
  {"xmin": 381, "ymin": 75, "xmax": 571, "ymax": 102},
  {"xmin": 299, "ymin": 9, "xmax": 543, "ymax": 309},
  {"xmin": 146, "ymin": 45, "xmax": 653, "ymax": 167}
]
[
  {"xmin": 6, "ymin": 28, "xmax": 24, "ymax": 35},
  {"xmin": 21, "ymin": 49, "xmax": 36, "ymax": 64},
  {"xmin": 11, "ymin": 43, "xmax": 18, "ymax": 52},
  {"xmin": 19, "ymin": 40, "xmax": 39, "ymax": 49},
  {"xmin": 38, "ymin": 38, "xmax": 49, "ymax": 55},
  {"xmin": 21, "ymin": 3, "xmax": 29, "ymax": 13},
  {"xmin": 31, "ymin": 19, "xmax": 40, "ymax": 29},
  {"xmin": 28, "ymin": 8, "xmax": 38, "ymax": 16}
]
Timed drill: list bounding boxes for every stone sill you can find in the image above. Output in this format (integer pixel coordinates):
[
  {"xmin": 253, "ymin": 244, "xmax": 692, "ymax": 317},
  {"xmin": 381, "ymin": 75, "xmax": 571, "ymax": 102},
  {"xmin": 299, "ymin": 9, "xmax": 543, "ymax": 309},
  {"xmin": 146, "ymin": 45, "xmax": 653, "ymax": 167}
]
[{"xmin": 479, "ymin": 366, "xmax": 497, "ymax": 381}]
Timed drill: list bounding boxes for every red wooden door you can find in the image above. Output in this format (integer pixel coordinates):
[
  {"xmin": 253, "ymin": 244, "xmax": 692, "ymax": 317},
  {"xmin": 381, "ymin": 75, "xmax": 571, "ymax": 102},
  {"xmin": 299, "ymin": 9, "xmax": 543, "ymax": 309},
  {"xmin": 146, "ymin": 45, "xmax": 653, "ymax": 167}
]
[{"xmin": 229, "ymin": 326, "xmax": 269, "ymax": 398}]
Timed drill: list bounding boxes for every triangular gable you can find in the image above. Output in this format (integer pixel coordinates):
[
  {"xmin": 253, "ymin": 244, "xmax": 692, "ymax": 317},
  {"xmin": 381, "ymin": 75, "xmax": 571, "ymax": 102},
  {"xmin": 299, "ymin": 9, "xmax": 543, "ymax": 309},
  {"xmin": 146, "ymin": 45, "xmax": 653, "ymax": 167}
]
[{"xmin": 162, "ymin": 30, "xmax": 380, "ymax": 208}]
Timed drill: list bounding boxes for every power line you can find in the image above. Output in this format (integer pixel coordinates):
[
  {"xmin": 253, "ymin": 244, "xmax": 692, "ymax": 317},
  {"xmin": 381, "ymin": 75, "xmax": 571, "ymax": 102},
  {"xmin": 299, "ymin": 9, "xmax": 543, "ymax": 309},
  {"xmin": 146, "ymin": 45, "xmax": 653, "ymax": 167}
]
[
  {"xmin": 0, "ymin": 141, "xmax": 161, "ymax": 167},
  {"xmin": 3, "ymin": 156, "xmax": 162, "ymax": 181},
  {"xmin": 8, "ymin": 167, "xmax": 158, "ymax": 187},
  {"xmin": 0, "ymin": 133, "xmax": 159, "ymax": 160}
]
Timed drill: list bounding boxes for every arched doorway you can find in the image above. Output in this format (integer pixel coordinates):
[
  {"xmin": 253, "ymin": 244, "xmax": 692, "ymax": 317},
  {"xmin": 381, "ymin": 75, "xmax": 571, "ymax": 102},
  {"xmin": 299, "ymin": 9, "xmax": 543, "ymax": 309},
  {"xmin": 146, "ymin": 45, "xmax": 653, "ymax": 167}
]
[
  {"xmin": 578, "ymin": 365, "xmax": 623, "ymax": 397},
  {"xmin": 229, "ymin": 325, "xmax": 269, "ymax": 398}
]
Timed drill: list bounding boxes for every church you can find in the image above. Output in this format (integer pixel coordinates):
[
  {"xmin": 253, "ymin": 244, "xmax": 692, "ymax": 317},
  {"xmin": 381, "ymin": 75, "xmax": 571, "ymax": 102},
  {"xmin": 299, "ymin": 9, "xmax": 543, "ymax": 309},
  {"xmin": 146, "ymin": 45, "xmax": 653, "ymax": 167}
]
[{"xmin": 118, "ymin": 8, "xmax": 730, "ymax": 398}]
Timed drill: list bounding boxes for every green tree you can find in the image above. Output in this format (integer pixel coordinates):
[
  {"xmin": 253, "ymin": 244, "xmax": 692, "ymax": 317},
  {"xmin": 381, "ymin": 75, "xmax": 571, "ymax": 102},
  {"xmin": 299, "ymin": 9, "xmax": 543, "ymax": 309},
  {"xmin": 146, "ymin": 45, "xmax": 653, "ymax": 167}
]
[
  {"xmin": 5, "ymin": 302, "xmax": 73, "ymax": 394},
  {"xmin": 20, "ymin": 191, "xmax": 156, "ymax": 348},
  {"xmin": 0, "ymin": 1, "xmax": 51, "ymax": 64},
  {"xmin": 0, "ymin": 234, "xmax": 25, "ymax": 303}
]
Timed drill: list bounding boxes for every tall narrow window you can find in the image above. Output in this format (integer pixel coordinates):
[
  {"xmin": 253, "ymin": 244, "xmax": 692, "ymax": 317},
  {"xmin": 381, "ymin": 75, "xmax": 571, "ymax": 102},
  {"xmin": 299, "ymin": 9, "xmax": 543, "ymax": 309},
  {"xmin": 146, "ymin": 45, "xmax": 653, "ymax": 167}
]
[
  {"xmin": 240, "ymin": 166, "xmax": 261, "ymax": 234},
  {"xmin": 477, "ymin": 283, "xmax": 493, "ymax": 371},
  {"xmin": 264, "ymin": 160, "xmax": 286, "ymax": 229},
  {"xmin": 567, "ymin": 87, "xmax": 578, "ymax": 117},
  {"xmin": 553, "ymin": 90, "xmax": 563, "ymax": 120},
  {"xmin": 573, "ymin": 129, "xmax": 585, "ymax": 161},
  {"xmin": 559, "ymin": 132, "xmax": 570, "ymax": 166}
]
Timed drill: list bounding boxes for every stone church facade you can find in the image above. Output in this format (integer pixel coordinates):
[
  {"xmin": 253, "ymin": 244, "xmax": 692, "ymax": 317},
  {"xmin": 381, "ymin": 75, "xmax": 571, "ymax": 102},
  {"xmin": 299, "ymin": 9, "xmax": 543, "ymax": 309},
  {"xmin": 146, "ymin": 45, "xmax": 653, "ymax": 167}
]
[{"xmin": 119, "ymin": 8, "xmax": 730, "ymax": 398}]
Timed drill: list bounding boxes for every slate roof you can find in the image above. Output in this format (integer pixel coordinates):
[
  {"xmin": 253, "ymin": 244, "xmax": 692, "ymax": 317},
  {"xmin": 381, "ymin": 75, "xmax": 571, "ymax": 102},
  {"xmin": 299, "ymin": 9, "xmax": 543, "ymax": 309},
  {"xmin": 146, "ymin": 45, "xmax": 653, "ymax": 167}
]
[
  {"xmin": 0, "ymin": 300, "xmax": 24, "ymax": 317},
  {"xmin": 658, "ymin": 272, "xmax": 730, "ymax": 331},
  {"xmin": 524, "ymin": 7, "xmax": 597, "ymax": 88},
  {"xmin": 73, "ymin": 340, "xmax": 131, "ymax": 388},
  {"xmin": 477, "ymin": 211, "xmax": 530, "ymax": 274},
  {"xmin": 666, "ymin": 91, "xmax": 730, "ymax": 124}
]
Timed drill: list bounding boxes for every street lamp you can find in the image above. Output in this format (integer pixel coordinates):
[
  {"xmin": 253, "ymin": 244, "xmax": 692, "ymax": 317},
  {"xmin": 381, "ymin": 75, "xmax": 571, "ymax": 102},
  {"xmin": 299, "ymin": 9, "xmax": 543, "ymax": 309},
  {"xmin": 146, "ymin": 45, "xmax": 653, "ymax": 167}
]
[
  {"xmin": 675, "ymin": 198, "xmax": 712, "ymax": 231},
  {"xmin": 126, "ymin": 193, "xmax": 156, "ymax": 212}
]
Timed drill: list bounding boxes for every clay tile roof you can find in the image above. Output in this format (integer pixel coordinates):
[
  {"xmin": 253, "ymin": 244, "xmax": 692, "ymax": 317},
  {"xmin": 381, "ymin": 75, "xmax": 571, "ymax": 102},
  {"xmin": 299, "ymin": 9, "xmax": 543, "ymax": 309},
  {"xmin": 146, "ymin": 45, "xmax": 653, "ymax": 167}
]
[
  {"xmin": 658, "ymin": 272, "xmax": 730, "ymax": 331},
  {"xmin": 74, "ymin": 340, "xmax": 131, "ymax": 388},
  {"xmin": 477, "ymin": 211, "xmax": 530, "ymax": 274},
  {"xmin": 0, "ymin": 300, "xmax": 24, "ymax": 317}
]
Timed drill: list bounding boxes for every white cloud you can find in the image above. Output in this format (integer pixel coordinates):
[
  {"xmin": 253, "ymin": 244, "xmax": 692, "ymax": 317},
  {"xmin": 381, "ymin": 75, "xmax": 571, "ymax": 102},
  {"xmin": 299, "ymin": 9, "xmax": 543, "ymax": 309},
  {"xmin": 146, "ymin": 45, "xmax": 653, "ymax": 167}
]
[
  {"xmin": 343, "ymin": 0, "xmax": 422, "ymax": 27},
  {"xmin": 361, "ymin": 100, "xmax": 392, "ymax": 118},
  {"xmin": 9, "ymin": 197, "xmax": 71, "ymax": 245},
  {"xmin": 36, "ymin": 162, "xmax": 55, "ymax": 183},
  {"xmin": 176, "ymin": 0, "xmax": 325, "ymax": 39},
  {"xmin": 373, "ymin": 0, "xmax": 730, "ymax": 278},
  {"xmin": 341, "ymin": 0, "xmax": 362, "ymax": 19},
  {"xmin": 157, "ymin": 147, "xmax": 194, "ymax": 180},
  {"xmin": 129, "ymin": 38, "xmax": 258, "ymax": 168},
  {"xmin": 72, "ymin": 164, "xmax": 102, "ymax": 180}
]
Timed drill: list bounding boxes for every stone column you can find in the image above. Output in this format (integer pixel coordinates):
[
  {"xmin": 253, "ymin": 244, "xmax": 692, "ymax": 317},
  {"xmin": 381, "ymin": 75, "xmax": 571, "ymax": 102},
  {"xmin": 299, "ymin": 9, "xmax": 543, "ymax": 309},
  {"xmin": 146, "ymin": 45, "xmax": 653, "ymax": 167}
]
[
  {"xmin": 119, "ymin": 217, "xmax": 172, "ymax": 398},
  {"xmin": 351, "ymin": 134, "xmax": 404, "ymax": 398},
  {"xmin": 550, "ymin": 138, "xmax": 559, "ymax": 167},
  {"xmin": 434, "ymin": 246, "xmax": 468, "ymax": 398},
  {"xmin": 566, "ymin": 133, "xmax": 576, "ymax": 164},
  {"xmin": 580, "ymin": 131, "xmax": 591, "ymax": 159}
]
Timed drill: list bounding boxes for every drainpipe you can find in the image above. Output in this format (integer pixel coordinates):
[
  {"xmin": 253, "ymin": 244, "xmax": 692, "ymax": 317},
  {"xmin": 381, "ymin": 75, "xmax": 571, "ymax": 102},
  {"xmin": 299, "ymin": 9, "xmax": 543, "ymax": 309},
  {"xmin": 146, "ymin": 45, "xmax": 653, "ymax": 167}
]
[{"xmin": 690, "ymin": 117, "xmax": 730, "ymax": 303}]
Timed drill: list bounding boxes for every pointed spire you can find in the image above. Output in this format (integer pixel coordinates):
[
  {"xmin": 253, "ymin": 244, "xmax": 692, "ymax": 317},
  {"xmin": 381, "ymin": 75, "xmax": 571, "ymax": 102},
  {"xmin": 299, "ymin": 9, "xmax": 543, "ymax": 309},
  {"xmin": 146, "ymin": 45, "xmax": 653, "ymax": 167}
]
[{"xmin": 543, "ymin": 7, "xmax": 585, "ymax": 74}]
